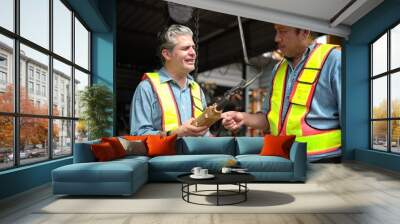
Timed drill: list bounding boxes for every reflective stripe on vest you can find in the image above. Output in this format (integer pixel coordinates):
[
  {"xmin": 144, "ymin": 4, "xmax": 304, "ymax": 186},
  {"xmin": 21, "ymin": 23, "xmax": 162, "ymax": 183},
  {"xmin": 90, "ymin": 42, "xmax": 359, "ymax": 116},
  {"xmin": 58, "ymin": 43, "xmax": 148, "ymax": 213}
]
[
  {"xmin": 267, "ymin": 44, "xmax": 341, "ymax": 156},
  {"xmin": 190, "ymin": 81, "xmax": 203, "ymax": 118},
  {"xmin": 145, "ymin": 72, "xmax": 203, "ymax": 132},
  {"xmin": 267, "ymin": 61, "xmax": 288, "ymax": 136}
]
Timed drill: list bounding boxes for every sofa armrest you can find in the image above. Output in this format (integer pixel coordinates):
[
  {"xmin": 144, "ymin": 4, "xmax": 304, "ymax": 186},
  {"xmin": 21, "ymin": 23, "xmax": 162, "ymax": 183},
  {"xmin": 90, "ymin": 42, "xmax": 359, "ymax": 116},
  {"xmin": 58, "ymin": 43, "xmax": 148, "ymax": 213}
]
[
  {"xmin": 289, "ymin": 142, "xmax": 307, "ymax": 181},
  {"xmin": 73, "ymin": 140, "xmax": 100, "ymax": 163}
]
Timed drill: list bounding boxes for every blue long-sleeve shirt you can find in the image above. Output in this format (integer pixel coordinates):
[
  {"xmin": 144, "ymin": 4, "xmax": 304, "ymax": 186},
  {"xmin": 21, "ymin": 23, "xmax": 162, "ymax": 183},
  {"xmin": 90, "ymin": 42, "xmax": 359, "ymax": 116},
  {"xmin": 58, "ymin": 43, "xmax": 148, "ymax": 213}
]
[
  {"xmin": 130, "ymin": 68, "xmax": 207, "ymax": 135},
  {"xmin": 263, "ymin": 43, "xmax": 341, "ymax": 159}
]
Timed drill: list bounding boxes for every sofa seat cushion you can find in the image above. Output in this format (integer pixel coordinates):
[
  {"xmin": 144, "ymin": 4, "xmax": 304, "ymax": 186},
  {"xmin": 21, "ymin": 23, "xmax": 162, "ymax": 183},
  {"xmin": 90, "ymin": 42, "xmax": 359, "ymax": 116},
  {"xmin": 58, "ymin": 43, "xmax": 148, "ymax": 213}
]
[
  {"xmin": 53, "ymin": 159, "xmax": 147, "ymax": 183},
  {"xmin": 117, "ymin": 155, "xmax": 150, "ymax": 163},
  {"xmin": 236, "ymin": 155, "xmax": 293, "ymax": 172},
  {"xmin": 149, "ymin": 154, "xmax": 235, "ymax": 172}
]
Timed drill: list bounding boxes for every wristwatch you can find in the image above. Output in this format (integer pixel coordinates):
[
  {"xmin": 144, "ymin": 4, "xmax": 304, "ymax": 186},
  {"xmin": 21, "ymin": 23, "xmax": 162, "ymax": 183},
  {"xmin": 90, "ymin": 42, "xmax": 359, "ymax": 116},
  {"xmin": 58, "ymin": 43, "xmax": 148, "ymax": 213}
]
[{"xmin": 166, "ymin": 130, "xmax": 172, "ymax": 136}]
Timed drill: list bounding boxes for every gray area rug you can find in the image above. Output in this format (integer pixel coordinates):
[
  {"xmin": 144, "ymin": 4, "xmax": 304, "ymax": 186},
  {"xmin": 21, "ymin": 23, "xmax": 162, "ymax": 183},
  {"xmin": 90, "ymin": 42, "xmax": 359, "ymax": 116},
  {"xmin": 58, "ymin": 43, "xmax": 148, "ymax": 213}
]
[{"xmin": 38, "ymin": 183, "xmax": 361, "ymax": 214}]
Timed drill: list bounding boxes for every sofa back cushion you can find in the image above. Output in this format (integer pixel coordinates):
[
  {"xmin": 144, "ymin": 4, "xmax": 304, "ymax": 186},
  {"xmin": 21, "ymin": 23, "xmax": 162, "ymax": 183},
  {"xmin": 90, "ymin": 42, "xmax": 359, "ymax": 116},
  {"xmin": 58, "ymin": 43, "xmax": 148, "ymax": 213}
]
[
  {"xmin": 73, "ymin": 139, "xmax": 100, "ymax": 163},
  {"xmin": 178, "ymin": 137, "xmax": 235, "ymax": 155},
  {"xmin": 236, "ymin": 137, "xmax": 263, "ymax": 155}
]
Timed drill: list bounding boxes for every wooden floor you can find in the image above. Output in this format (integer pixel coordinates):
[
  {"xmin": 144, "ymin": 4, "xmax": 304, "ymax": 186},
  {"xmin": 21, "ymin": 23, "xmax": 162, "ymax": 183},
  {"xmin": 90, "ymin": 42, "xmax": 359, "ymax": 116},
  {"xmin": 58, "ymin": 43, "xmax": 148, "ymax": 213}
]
[{"xmin": 1, "ymin": 162, "xmax": 400, "ymax": 224}]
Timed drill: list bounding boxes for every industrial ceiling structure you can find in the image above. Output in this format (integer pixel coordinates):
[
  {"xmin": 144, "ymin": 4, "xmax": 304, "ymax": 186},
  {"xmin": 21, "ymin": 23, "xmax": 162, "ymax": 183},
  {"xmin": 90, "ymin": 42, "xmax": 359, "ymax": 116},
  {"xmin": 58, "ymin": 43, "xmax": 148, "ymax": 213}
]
[{"xmin": 117, "ymin": 0, "xmax": 383, "ymax": 73}]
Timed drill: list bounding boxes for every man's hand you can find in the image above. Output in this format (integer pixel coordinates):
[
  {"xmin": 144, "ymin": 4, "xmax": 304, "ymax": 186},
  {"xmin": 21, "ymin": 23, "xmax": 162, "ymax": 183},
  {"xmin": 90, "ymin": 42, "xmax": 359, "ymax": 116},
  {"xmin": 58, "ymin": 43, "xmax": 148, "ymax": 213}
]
[
  {"xmin": 174, "ymin": 118, "xmax": 208, "ymax": 137},
  {"xmin": 221, "ymin": 111, "xmax": 245, "ymax": 131}
]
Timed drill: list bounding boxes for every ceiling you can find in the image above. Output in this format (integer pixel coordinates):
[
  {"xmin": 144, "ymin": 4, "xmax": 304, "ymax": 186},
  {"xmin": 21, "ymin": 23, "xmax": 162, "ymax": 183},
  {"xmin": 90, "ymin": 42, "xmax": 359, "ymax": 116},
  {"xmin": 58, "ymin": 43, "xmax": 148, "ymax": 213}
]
[
  {"xmin": 117, "ymin": 0, "xmax": 276, "ymax": 73},
  {"xmin": 166, "ymin": 0, "xmax": 384, "ymax": 37},
  {"xmin": 117, "ymin": 0, "xmax": 383, "ymax": 73}
]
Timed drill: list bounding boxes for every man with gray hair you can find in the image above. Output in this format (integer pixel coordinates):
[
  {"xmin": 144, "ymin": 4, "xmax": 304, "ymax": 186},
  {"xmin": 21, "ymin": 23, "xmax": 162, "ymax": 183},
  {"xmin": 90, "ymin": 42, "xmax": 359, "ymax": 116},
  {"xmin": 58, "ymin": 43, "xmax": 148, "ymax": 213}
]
[{"xmin": 131, "ymin": 24, "xmax": 208, "ymax": 137}]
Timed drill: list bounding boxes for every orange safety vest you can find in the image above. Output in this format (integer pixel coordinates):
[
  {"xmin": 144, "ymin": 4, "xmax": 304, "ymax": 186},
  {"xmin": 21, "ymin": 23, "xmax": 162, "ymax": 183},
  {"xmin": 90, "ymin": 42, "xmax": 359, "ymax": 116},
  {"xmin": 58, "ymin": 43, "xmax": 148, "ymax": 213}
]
[
  {"xmin": 267, "ymin": 44, "xmax": 341, "ymax": 157},
  {"xmin": 144, "ymin": 72, "xmax": 203, "ymax": 132}
]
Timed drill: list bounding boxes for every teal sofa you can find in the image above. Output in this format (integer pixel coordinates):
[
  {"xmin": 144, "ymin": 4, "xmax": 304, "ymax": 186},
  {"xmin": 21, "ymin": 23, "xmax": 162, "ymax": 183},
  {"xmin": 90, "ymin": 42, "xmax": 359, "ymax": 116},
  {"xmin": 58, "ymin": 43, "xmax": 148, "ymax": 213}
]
[{"xmin": 52, "ymin": 137, "xmax": 307, "ymax": 196}]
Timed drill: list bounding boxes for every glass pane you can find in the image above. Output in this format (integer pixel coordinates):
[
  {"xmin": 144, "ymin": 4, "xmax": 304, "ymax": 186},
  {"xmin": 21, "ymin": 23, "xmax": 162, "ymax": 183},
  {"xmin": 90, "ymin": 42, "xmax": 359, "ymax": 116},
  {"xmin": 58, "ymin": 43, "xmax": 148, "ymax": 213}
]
[
  {"xmin": 20, "ymin": 0, "xmax": 49, "ymax": 49},
  {"xmin": 391, "ymin": 120, "xmax": 400, "ymax": 153},
  {"xmin": 53, "ymin": 0, "xmax": 72, "ymax": 60},
  {"xmin": 0, "ymin": 34, "xmax": 14, "ymax": 112},
  {"xmin": 372, "ymin": 77, "xmax": 387, "ymax": 119},
  {"xmin": 391, "ymin": 24, "xmax": 400, "ymax": 70},
  {"xmin": 75, "ymin": 120, "xmax": 88, "ymax": 143},
  {"xmin": 372, "ymin": 33, "xmax": 387, "ymax": 76},
  {"xmin": 372, "ymin": 121, "xmax": 388, "ymax": 151},
  {"xmin": 53, "ymin": 119, "xmax": 72, "ymax": 158},
  {"xmin": 53, "ymin": 59, "xmax": 72, "ymax": 116},
  {"xmin": 74, "ymin": 17, "xmax": 89, "ymax": 70},
  {"xmin": 0, "ymin": 0, "xmax": 14, "ymax": 31},
  {"xmin": 391, "ymin": 72, "xmax": 400, "ymax": 118},
  {"xmin": 0, "ymin": 116, "xmax": 13, "ymax": 170},
  {"xmin": 20, "ymin": 117, "xmax": 49, "ymax": 165},
  {"xmin": 74, "ymin": 69, "xmax": 89, "ymax": 118},
  {"xmin": 20, "ymin": 44, "xmax": 49, "ymax": 115}
]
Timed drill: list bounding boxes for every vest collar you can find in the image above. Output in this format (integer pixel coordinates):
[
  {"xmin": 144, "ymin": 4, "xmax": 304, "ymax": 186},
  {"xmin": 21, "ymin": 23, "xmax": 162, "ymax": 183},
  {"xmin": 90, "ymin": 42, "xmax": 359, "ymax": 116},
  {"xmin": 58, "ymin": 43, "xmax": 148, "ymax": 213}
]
[
  {"xmin": 159, "ymin": 67, "xmax": 195, "ymax": 87},
  {"xmin": 285, "ymin": 42, "xmax": 317, "ymax": 69}
]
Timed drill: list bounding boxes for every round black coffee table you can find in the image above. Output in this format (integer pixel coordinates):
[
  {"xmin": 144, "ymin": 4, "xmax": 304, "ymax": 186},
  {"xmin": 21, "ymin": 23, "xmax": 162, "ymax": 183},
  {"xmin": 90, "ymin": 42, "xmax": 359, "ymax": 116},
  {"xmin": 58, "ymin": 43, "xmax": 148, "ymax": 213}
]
[{"xmin": 177, "ymin": 173, "xmax": 255, "ymax": 206}]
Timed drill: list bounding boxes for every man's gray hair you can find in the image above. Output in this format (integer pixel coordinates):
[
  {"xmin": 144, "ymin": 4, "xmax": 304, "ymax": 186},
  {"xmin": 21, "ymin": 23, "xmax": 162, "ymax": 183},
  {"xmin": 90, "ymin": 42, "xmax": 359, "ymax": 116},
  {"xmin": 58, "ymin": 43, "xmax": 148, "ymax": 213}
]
[{"xmin": 159, "ymin": 24, "xmax": 193, "ymax": 64}]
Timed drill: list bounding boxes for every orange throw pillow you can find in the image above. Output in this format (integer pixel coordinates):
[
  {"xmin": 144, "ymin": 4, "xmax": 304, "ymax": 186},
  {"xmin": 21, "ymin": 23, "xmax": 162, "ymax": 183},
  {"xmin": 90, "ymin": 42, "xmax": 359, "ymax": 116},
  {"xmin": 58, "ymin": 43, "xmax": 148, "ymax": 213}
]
[
  {"xmin": 101, "ymin": 137, "xmax": 127, "ymax": 158},
  {"xmin": 146, "ymin": 134, "xmax": 177, "ymax": 157},
  {"xmin": 260, "ymin": 135, "xmax": 296, "ymax": 159},
  {"xmin": 91, "ymin": 142, "xmax": 118, "ymax": 161}
]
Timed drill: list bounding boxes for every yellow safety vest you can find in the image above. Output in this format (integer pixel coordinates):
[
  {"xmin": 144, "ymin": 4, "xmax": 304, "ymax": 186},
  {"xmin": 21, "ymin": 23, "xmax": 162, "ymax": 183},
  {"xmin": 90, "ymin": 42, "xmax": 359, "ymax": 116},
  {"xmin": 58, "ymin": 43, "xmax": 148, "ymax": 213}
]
[
  {"xmin": 267, "ymin": 44, "xmax": 341, "ymax": 157},
  {"xmin": 144, "ymin": 72, "xmax": 204, "ymax": 132}
]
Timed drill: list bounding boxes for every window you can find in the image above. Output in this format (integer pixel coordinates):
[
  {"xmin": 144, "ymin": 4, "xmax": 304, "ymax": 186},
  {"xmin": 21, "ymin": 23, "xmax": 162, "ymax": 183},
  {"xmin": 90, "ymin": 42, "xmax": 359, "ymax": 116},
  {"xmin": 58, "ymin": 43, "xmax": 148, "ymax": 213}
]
[
  {"xmin": 371, "ymin": 23, "xmax": 400, "ymax": 154},
  {"xmin": 20, "ymin": 0, "xmax": 49, "ymax": 49},
  {"xmin": 53, "ymin": 59, "xmax": 72, "ymax": 117},
  {"xmin": 0, "ymin": 0, "xmax": 91, "ymax": 170},
  {"xmin": 41, "ymin": 73, "xmax": 46, "ymax": 83},
  {"xmin": 0, "ymin": 0, "xmax": 14, "ymax": 32},
  {"xmin": 0, "ymin": 54, "xmax": 7, "ymax": 86},
  {"xmin": 0, "ymin": 55, "xmax": 7, "ymax": 67},
  {"xmin": 28, "ymin": 67, "xmax": 34, "ymax": 80},
  {"xmin": 42, "ymin": 85, "xmax": 46, "ymax": 97},
  {"xmin": 28, "ymin": 81, "xmax": 34, "ymax": 94},
  {"xmin": 36, "ymin": 83, "xmax": 40, "ymax": 95},
  {"xmin": 53, "ymin": 0, "xmax": 72, "ymax": 60},
  {"xmin": 35, "ymin": 70, "xmax": 41, "ymax": 81},
  {"xmin": 0, "ymin": 71, "xmax": 6, "ymax": 85},
  {"xmin": 75, "ymin": 18, "xmax": 89, "ymax": 70}
]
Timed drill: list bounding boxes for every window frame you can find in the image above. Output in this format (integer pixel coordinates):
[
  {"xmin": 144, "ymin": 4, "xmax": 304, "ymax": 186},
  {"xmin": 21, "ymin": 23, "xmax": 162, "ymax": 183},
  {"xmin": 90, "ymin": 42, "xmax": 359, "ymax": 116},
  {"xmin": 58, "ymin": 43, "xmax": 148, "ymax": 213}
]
[
  {"xmin": 370, "ymin": 20, "xmax": 400, "ymax": 154},
  {"xmin": 0, "ymin": 0, "xmax": 92, "ymax": 171}
]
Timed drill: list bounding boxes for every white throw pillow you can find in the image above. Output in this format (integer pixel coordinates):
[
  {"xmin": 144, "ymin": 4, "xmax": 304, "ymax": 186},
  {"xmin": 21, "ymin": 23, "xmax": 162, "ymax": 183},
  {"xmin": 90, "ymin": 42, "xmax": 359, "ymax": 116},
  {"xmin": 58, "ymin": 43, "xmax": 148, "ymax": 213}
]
[{"xmin": 118, "ymin": 137, "xmax": 147, "ymax": 156}]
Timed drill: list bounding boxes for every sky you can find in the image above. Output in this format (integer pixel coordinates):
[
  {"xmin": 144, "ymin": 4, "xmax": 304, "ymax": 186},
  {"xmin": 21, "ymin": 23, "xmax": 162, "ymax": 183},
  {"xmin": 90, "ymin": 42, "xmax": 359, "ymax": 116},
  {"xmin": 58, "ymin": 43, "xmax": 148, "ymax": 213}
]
[{"xmin": 0, "ymin": 0, "xmax": 89, "ymax": 74}]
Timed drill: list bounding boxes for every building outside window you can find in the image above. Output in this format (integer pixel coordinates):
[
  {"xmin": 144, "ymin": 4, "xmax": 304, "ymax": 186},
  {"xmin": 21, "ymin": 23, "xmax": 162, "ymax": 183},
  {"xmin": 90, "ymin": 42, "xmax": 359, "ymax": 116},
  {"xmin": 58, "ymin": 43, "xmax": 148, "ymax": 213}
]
[
  {"xmin": 370, "ymin": 23, "xmax": 400, "ymax": 154},
  {"xmin": 0, "ymin": 0, "xmax": 91, "ymax": 170}
]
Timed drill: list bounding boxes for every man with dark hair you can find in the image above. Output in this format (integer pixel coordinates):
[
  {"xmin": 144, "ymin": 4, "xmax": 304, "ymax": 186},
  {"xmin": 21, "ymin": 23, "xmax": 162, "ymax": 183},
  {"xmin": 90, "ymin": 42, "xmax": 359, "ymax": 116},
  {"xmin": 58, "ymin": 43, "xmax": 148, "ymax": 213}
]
[
  {"xmin": 131, "ymin": 24, "xmax": 208, "ymax": 137},
  {"xmin": 222, "ymin": 24, "xmax": 342, "ymax": 162}
]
